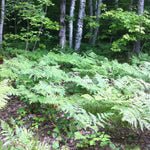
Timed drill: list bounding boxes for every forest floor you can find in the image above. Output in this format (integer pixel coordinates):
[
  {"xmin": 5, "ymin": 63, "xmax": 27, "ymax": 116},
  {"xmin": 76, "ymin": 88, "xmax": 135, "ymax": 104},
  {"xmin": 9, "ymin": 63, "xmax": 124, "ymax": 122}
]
[{"xmin": 0, "ymin": 97, "xmax": 150, "ymax": 150}]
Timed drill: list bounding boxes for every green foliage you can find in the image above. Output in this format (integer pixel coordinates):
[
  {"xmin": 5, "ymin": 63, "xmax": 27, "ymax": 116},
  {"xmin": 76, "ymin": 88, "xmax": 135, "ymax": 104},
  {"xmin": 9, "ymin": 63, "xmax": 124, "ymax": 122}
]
[
  {"xmin": 2, "ymin": 47, "xmax": 48, "ymax": 60},
  {"xmin": 52, "ymin": 141, "xmax": 59, "ymax": 149},
  {"xmin": 0, "ymin": 80, "xmax": 13, "ymax": 109},
  {"xmin": 87, "ymin": 8, "xmax": 150, "ymax": 52},
  {"xmin": 0, "ymin": 50, "xmax": 150, "ymax": 132},
  {"xmin": 4, "ymin": 0, "xmax": 59, "ymax": 51},
  {"xmin": 0, "ymin": 119, "xmax": 51, "ymax": 150},
  {"xmin": 101, "ymin": 9, "xmax": 139, "ymax": 51},
  {"xmin": 2, "ymin": 0, "xmax": 150, "ymax": 148},
  {"xmin": 75, "ymin": 131, "xmax": 111, "ymax": 148},
  {"xmin": 102, "ymin": 8, "xmax": 150, "ymax": 52}
]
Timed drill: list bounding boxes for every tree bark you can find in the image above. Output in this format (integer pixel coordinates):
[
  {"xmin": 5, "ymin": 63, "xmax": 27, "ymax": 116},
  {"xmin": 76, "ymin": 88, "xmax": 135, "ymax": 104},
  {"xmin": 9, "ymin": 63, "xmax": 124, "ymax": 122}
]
[
  {"xmin": 128, "ymin": 0, "xmax": 134, "ymax": 11},
  {"xmin": 115, "ymin": 0, "xmax": 119, "ymax": 9},
  {"xmin": 95, "ymin": 0, "xmax": 98, "ymax": 16},
  {"xmin": 91, "ymin": 0, "xmax": 102, "ymax": 45},
  {"xmin": 137, "ymin": 0, "xmax": 144, "ymax": 16},
  {"xmin": 0, "ymin": 0, "xmax": 5, "ymax": 45},
  {"xmin": 74, "ymin": 0, "xmax": 86, "ymax": 52},
  {"xmin": 89, "ymin": 0, "xmax": 93, "ymax": 44},
  {"xmin": 133, "ymin": 0, "xmax": 144, "ymax": 55},
  {"xmin": 69, "ymin": 0, "xmax": 76, "ymax": 48},
  {"xmin": 59, "ymin": 0, "xmax": 66, "ymax": 49},
  {"xmin": 25, "ymin": 19, "xmax": 29, "ymax": 56}
]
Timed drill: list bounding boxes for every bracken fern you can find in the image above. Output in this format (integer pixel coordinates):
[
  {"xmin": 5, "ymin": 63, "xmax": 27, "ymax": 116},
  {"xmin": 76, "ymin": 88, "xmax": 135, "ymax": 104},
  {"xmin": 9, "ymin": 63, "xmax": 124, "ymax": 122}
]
[{"xmin": 0, "ymin": 51, "xmax": 150, "ymax": 131}]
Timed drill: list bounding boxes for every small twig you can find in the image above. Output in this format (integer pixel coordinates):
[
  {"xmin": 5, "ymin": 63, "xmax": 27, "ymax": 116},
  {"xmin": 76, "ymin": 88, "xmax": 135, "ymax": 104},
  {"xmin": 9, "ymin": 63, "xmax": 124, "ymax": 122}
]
[{"xmin": 38, "ymin": 124, "xmax": 53, "ymax": 132}]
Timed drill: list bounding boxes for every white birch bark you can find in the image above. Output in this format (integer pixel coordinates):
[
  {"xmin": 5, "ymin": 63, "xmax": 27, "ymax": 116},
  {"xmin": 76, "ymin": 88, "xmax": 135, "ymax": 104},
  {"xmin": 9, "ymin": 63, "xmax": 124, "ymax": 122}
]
[
  {"xmin": 0, "ymin": 0, "xmax": 5, "ymax": 45},
  {"xmin": 89, "ymin": 0, "xmax": 93, "ymax": 43},
  {"xmin": 69, "ymin": 0, "xmax": 76, "ymax": 48},
  {"xmin": 95, "ymin": 0, "xmax": 98, "ymax": 16},
  {"xmin": 89, "ymin": 0, "xmax": 93, "ymax": 19},
  {"xmin": 133, "ymin": 0, "xmax": 144, "ymax": 55},
  {"xmin": 59, "ymin": 0, "xmax": 66, "ymax": 49},
  {"xmin": 74, "ymin": 0, "xmax": 86, "ymax": 52},
  {"xmin": 137, "ymin": 0, "xmax": 144, "ymax": 16},
  {"xmin": 91, "ymin": 0, "xmax": 102, "ymax": 45}
]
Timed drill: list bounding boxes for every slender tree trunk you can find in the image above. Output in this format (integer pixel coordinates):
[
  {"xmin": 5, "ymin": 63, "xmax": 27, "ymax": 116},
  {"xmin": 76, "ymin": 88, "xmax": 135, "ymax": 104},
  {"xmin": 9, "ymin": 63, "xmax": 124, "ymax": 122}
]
[
  {"xmin": 89, "ymin": 0, "xmax": 93, "ymax": 44},
  {"xmin": 89, "ymin": 0, "xmax": 93, "ymax": 18},
  {"xmin": 25, "ymin": 19, "xmax": 29, "ymax": 56},
  {"xmin": 128, "ymin": 0, "xmax": 134, "ymax": 11},
  {"xmin": 25, "ymin": 0, "xmax": 31, "ymax": 55},
  {"xmin": 115, "ymin": 0, "xmax": 119, "ymax": 9},
  {"xmin": 0, "ymin": 0, "xmax": 5, "ymax": 45},
  {"xmin": 91, "ymin": 0, "xmax": 102, "ymax": 45},
  {"xmin": 74, "ymin": 0, "xmax": 86, "ymax": 52},
  {"xmin": 14, "ymin": 19, "xmax": 17, "ymax": 34},
  {"xmin": 133, "ymin": 0, "xmax": 144, "ymax": 55},
  {"xmin": 69, "ymin": 0, "xmax": 76, "ymax": 48},
  {"xmin": 95, "ymin": 0, "xmax": 98, "ymax": 16},
  {"xmin": 32, "ymin": 5, "xmax": 47, "ymax": 52},
  {"xmin": 59, "ymin": 0, "xmax": 66, "ymax": 49}
]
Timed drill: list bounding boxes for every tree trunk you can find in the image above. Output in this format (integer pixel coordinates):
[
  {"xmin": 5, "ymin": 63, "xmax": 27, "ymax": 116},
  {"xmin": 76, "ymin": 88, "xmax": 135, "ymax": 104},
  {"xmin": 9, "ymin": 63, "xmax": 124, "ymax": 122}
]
[
  {"xmin": 69, "ymin": 0, "xmax": 76, "ymax": 48},
  {"xmin": 59, "ymin": 0, "xmax": 66, "ymax": 49},
  {"xmin": 0, "ymin": 0, "xmax": 5, "ymax": 45},
  {"xmin": 25, "ymin": 19, "xmax": 29, "ymax": 56},
  {"xmin": 115, "ymin": 0, "xmax": 119, "ymax": 9},
  {"xmin": 14, "ymin": 19, "xmax": 17, "ymax": 34},
  {"xmin": 133, "ymin": 0, "xmax": 144, "ymax": 55},
  {"xmin": 74, "ymin": 0, "xmax": 86, "ymax": 52},
  {"xmin": 137, "ymin": 0, "xmax": 144, "ymax": 16},
  {"xmin": 128, "ymin": 0, "xmax": 134, "ymax": 11},
  {"xmin": 134, "ymin": 39, "xmax": 141, "ymax": 55},
  {"xmin": 89, "ymin": 0, "xmax": 93, "ymax": 44},
  {"xmin": 95, "ymin": 0, "xmax": 98, "ymax": 15},
  {"xmin": 91, "ymin": 0, "xmax": 102, "ymax": 45},
  {"xmin": 32, "ymin": 5, "xmax": 47, "ymax": 52}
]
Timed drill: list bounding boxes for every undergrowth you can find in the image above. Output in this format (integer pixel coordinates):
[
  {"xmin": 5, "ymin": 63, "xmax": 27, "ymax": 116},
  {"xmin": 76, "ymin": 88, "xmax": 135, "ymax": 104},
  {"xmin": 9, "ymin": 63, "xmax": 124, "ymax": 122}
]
[
  {"xmin": 0, "ymin": 80, "xmax": 12, "ymax": 109},
  {"xmin": 0, "ymin": 119, "xmax": 51, "ymax": 150},
  {"xmin": 0, "ymin": 50, "xmax": 150, "ymax": 149}
]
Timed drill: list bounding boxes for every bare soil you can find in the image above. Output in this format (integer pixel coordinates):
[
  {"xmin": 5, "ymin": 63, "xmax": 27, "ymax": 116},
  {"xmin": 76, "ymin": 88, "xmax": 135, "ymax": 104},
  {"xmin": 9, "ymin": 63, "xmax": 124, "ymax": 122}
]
[{"xmin": 0, "ymin": 97, "xmax": 150, "ymax": 150}]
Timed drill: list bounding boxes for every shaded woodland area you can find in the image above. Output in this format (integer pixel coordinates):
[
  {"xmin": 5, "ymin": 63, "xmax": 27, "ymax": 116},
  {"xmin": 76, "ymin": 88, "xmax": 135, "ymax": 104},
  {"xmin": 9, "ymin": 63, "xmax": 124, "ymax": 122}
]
[{"xmin": 0, "ymin": 0, "xmax": 150, "ymax": 149}]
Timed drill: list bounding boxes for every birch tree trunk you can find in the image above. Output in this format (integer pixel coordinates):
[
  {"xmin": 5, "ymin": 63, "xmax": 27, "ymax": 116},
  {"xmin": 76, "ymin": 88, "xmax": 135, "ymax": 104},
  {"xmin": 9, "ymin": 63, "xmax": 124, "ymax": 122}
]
[
  {"xmin": 128, "ymin": 0, "xmax": 134, "ymax": 11},
  {"xmin": 59, "ymin": 0, "xmax": 66, "ymax": 49},
  {"xmin": 69, "ymin": 0, "xmax": 76, "ymax": 48},
  {"xmin": 0, "ymin": 0, "xmax": 5, "ymax": 45},
  {"xmin": 95, "ymin": 0, "xmax": 98, "ymax": 16},
  {"xmin": 91, "ymin": 0, "xmax": 102, "ymax": 45},
  {"xmin": 89, "ymin": 0, "xmax": 93, "ymax": 44},
  {"xmin": 137, "ymin": 0, "xmax": 144, "ymax": 16},
  {"xmin": 74, "ymin": 0, "xmax": 86, "ymax": 52},
  {"xmin": 133, "ymin": 0, "xmax": 144, "ymax": 55}
]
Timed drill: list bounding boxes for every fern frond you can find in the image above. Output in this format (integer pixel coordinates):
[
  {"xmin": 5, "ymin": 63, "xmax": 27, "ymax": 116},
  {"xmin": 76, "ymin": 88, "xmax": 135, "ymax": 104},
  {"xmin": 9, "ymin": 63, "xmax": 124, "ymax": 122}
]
[
  {"xmin": 0, "ymin": 120, "xmax": 51, "ymax": 150},
  {"xmin": 0, "ymin": 80, "xmax": 12, "ymax": 109}
]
